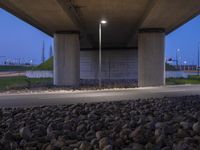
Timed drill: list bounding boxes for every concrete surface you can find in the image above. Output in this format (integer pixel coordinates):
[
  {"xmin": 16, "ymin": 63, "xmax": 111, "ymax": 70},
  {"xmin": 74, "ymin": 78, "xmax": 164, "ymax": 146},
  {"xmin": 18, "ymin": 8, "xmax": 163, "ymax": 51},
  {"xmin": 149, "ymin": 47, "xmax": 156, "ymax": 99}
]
[
  {"xmin": 0, "ymin": 1, "xmax": 200, "ymax": 47},
  {"xmin": 54, "ymin": 33, "xmax": 80, "ymax": 86},
  {"xmin": 0, "ymin": 85, "xmax": 200, "ymax": 107},
  {"xmin": 138, "ymin": 29, "xmax": 165, "ymax": 87}
]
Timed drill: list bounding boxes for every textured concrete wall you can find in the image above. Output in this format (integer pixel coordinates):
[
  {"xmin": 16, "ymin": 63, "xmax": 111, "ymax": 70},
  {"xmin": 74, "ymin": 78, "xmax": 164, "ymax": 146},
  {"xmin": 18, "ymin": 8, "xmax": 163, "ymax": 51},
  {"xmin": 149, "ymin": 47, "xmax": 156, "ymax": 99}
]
[
  {"xmin": 54, "ymin": 33, "xmax": 80, "ymax": 86},
  {"xmin": 26, "ymin": 71, "xmax": 53, "ymax": 78},
  {"xmin": 80, "ymin": 50, "xmax": 138, "ymax": 79},
  {"xmin": 138, "ymin": 30, "xmax": 165, "ymax": 87}
]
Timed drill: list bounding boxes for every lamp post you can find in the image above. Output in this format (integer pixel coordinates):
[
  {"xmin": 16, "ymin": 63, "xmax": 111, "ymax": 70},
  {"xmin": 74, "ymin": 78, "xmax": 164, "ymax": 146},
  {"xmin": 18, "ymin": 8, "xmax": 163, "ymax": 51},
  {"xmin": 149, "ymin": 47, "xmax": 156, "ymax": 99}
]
[
  {"xmin": 176, "ymin": 49, "xmax": 180, "ymax": 69},
  {"xmin": 184, "ymin": 61, "xmax": 187, "ymax": 71},
  {"xmin": 99, "ymin": 20, "xmax": 107, "ymax": 88},
  {"xmin": 179, "ymin": 57, "xmax": 182, "ymax": 70}
]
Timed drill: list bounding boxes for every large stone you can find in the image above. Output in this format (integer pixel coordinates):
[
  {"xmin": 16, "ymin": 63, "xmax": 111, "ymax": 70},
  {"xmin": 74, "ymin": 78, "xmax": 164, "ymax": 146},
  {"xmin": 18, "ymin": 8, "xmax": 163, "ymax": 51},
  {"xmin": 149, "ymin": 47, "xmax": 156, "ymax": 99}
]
[
  {"xmin": 19, "ymin": 127, "xmax": 32, "ymax": 140},
  {"xmin": 99, "ymin": 137, "xmax": 110, "ymax": 150},
  {"xmin": 79, "ymin": 141, "xmax": 92, "ymax": 150},
  {"xmin": 193, "ymin": 122, "xmax": 200, "ymax": 132}
]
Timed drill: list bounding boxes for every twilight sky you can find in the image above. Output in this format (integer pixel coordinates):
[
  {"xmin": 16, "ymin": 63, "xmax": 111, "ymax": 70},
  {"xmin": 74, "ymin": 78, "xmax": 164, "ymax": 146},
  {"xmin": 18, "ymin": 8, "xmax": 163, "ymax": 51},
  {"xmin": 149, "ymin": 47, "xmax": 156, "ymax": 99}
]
[{"xmin": 0, "ymin": 8, "xmax": 200, "ymax": 65}]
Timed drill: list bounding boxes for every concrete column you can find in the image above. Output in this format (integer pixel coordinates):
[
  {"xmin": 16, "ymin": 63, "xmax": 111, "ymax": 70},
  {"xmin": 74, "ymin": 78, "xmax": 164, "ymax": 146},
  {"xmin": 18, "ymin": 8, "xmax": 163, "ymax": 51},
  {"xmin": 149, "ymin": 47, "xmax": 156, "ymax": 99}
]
[
  {"xmin": 138, "ymin": 29, "xmax": 165, "ymax": 87},
  {"xmin": 54, "ymin": 32, "xmax": 80, "ymax": 86}
]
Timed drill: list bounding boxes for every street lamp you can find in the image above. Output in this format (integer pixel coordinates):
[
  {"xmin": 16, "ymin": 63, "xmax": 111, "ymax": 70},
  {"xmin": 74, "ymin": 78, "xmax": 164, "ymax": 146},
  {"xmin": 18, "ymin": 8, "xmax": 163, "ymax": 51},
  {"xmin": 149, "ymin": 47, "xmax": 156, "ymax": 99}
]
[
  {"xmin": 176, "ymin": 49, "xmax": 180, "ymax": 69},
  {"xmin": 0, "ymin": 56, "xmax": 5, "ymax": 65},
  {"xmin": 99, "ymin": 19, "xmax": 107, "ymax": 88},
  {"xmin": 184, "ymin": 61, "xmax": 187, "ymax": 71},
  {"xmin": 30, "ymin": 60, "xmax": 33, "ymax": 66},
  {"xmin": 179, "ymin": 57, "xmax": 182, "ymax": 70}
]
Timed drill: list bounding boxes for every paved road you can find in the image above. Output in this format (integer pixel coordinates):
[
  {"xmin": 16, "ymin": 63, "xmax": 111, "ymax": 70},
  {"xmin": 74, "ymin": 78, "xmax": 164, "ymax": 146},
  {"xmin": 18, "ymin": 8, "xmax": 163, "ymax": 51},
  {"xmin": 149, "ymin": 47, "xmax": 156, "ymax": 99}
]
[
  {"xmin": 0, "ymin": 71, "xmax": 25, "ymax": 77},
  {"xmin": 0, "ymin": 84, "xmax": 200, "ymax": 107}
]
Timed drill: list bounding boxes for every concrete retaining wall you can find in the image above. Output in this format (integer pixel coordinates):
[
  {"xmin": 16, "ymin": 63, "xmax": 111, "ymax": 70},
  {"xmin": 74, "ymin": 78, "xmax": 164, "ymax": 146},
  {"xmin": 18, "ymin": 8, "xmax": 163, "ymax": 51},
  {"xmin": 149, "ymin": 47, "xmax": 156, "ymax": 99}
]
[{"xmin": 26, "ymin": 71, "xmax": 53, "ymax": 78}]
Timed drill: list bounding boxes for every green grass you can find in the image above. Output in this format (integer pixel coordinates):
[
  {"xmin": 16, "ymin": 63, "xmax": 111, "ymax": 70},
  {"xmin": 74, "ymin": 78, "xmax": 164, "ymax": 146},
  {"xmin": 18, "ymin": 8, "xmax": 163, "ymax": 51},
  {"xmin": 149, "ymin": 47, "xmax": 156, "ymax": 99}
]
[
  {"xmin": 0, "ymin": 65, "xmax": 33, "ymax": 71},
  {"xmin": 166, "ymin": 75, "xmax": 200, "ymax": 85},
  {"xmin": 34, "ymin": 57, "xmax": 53, "ymax": 70},
  {"xmin": 0, "ymin": 76, "xmax": 53, "ymax": 91}
]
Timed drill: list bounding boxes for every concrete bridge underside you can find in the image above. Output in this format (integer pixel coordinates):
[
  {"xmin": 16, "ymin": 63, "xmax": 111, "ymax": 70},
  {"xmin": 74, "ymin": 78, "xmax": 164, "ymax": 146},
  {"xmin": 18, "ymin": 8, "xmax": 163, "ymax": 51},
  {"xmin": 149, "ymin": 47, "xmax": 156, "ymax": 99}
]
[{"xmin": 0, "ymin": 0, "xmax": 200, "ymax": 87}]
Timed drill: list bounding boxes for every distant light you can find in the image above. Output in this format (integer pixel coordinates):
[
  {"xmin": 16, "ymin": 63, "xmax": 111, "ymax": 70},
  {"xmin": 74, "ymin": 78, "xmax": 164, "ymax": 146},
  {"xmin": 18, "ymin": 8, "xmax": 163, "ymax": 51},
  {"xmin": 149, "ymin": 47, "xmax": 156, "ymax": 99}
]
[
  {"xmin": 184, "ymin": 61, "xmax": 187, "ymax": 64},
  {"xmin": 100, "ymin": 20, "xmax": 107, "ymax": 24},
  {"xmin": 177, "ymin": 49, "xmax": 180, "ymax": 52}
]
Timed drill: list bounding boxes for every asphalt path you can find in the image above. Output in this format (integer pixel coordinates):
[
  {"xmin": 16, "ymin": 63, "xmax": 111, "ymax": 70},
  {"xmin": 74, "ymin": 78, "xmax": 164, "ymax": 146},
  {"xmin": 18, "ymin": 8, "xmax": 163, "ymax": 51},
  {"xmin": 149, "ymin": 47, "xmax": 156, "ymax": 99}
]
[
  {"xmin": 0, "ymin": 84, "xmax": 200, "ymax": 107},
  {"xmin": 0, "ymin": 71, "xmax": 25, "ymax": 77}
]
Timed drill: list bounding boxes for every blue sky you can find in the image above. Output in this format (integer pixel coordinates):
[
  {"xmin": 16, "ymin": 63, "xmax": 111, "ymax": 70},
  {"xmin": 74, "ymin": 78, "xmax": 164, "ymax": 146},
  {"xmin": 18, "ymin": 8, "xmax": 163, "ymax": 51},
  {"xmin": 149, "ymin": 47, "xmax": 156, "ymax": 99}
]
[
  {"xmin": 0, "ymin": 9, "xmax": 52, "ymax": 65},
  {"xmin": 0, "ymin": 8, "xmax": 200, "ymax": 65},
  {"xmin": 166, "ymin": 16, "xmax": 200, "ymax": 66}
]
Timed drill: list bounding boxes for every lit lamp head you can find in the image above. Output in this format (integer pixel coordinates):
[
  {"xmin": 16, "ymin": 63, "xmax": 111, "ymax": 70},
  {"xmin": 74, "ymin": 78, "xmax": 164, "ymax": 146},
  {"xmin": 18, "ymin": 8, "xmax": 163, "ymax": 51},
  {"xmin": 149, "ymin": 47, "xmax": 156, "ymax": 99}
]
[{"xmin": 100, "ymin": 20, "xmax": 107, "ymax": 24}]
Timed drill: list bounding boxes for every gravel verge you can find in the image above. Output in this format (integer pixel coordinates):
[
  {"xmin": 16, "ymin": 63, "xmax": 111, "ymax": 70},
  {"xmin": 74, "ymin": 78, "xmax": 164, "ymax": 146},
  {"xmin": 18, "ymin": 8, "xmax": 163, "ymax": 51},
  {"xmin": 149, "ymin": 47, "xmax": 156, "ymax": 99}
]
[
  {"xmin": 0, "ymin": 79, "xmax": 137, "ymax": 95},
  {"xmin": 1, "ymin": 95, "xmax": 200, "ymax": 150}
]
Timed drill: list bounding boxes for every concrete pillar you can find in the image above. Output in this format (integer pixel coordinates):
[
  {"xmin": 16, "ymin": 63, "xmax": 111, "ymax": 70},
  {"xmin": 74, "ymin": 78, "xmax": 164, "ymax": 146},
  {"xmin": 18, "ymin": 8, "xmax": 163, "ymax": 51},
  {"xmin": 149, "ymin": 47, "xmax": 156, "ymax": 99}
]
[
  {"xmin": 138, "ymin": 29, "xmax": 165, "ymax": 87},
  {"xmin": 54, "ymin": 32, "xmax": 80, "ymax": 86}
]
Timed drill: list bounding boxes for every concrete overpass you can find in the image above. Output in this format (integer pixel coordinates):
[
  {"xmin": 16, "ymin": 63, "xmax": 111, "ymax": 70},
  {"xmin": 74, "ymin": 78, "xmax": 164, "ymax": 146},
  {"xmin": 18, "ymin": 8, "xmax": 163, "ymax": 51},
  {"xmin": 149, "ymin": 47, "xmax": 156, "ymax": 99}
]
[{"xmin": 0, "ymin": 0, "xmax": 200, "ymax": 87}]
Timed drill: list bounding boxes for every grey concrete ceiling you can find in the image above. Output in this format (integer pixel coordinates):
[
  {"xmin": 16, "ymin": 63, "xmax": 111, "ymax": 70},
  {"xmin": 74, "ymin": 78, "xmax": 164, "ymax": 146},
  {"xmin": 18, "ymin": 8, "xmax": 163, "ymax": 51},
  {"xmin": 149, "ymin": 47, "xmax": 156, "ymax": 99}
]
[{"xmin": 0, "ymin": 0, "xmax": 200, "ymax": 48}]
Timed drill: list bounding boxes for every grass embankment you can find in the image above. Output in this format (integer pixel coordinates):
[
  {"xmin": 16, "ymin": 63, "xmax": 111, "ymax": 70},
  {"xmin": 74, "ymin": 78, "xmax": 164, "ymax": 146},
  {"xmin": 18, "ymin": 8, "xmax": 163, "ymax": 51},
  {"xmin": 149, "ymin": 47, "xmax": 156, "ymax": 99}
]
[
  {"xmin": 0, "ymin": 57, "xmax": 53, "ymax": 72},
  {"xmin": 0, "ymin": 65, "xmax": 33, "ymax": 71},
  {"xmin": 166, "ymin": 75, "xmax": 200, "ymax": 85},
  {"xmin": 34, "ymin": 57, "xmax": 53, "ymax": 70},
  {"xmin": 0, "ymin": 76, "xmax": 53, "ymax": 91}
]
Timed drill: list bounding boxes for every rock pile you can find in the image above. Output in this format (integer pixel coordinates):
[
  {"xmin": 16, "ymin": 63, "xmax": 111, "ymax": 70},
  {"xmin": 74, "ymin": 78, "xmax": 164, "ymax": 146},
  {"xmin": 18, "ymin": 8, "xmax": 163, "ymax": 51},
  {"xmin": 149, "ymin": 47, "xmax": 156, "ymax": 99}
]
[{"xmin": 0, "ymin": 95, "xmax": 200, "ymax": 149}]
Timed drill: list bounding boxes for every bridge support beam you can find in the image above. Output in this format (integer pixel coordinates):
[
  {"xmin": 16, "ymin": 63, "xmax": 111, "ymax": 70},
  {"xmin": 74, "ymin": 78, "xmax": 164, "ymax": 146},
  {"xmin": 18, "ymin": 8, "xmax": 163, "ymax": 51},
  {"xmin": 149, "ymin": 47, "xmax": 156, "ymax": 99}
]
[
  {"xmin": 53, "ymin": 32, "xmax": 80, "ymax": 86},
  {"xmin": 138, "ymin": 29, "xmax": 165, "ymax": 87}
]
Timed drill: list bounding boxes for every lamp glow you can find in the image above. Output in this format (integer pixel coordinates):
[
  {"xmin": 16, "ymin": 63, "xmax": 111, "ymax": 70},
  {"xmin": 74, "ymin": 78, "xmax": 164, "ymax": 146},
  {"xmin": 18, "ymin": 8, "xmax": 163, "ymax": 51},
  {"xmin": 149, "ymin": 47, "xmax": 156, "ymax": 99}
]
[{"xmin": 100, "ymin": 20, "xmax": 107, "ymax": 24}]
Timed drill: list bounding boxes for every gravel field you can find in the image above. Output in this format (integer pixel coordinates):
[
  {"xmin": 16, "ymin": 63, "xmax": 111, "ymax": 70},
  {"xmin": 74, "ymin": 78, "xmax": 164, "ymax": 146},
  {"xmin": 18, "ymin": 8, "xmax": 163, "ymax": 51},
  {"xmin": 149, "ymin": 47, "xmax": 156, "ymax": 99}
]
[{"xmin": 1, "ymin": 96, "xmax": 200, "ymax": 150}]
